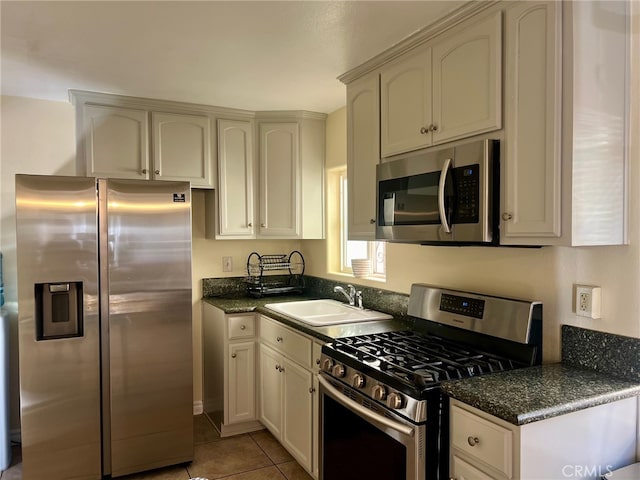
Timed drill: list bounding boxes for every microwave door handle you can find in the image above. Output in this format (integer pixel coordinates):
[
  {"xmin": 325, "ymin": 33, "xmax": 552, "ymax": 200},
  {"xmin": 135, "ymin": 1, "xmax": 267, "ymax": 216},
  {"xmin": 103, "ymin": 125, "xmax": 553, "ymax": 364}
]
[{"xmin": 438, "ymin": 158, "xmax": 452, "ymax": 233}]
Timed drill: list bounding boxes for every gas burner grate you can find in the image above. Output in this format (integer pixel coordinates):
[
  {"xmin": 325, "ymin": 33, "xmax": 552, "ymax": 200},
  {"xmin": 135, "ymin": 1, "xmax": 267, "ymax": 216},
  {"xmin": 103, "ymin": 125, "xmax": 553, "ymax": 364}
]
[{"xmin": 330, "ymin": 330, "xmax": 525, "ymax": 392}]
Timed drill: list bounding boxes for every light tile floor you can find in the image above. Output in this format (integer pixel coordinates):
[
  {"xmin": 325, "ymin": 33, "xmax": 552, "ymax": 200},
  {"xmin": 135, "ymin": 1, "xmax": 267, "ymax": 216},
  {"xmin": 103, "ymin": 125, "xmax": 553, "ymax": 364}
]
[{"xmin": 0, "ymin": 415, "xmax": 313, "ymax": 480}]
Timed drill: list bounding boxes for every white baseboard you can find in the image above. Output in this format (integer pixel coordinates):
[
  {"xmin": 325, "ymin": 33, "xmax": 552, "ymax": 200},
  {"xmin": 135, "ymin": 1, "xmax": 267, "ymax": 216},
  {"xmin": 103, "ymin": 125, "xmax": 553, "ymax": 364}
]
[{"xmin": 193, "ymin": 401, "xmax": 203, "ymax": 415}]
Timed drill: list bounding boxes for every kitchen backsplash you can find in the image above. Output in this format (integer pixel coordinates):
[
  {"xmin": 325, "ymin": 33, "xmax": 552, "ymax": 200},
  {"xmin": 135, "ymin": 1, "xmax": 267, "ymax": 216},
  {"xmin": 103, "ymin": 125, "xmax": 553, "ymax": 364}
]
[
  {"xmin": 202, "ymin": 275, "xmax": 410, "ymax": 318},
  {"xmin": 562, "ymin": 325, "xmax": 640, "ymax": 382}
]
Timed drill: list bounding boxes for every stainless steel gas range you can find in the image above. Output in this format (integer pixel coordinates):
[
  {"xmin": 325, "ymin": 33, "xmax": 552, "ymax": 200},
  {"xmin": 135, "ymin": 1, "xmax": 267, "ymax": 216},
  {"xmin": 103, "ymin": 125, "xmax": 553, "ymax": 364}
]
[{"xmin": 318, "ymin": 284, "xmax": 542, "ymax": 480}]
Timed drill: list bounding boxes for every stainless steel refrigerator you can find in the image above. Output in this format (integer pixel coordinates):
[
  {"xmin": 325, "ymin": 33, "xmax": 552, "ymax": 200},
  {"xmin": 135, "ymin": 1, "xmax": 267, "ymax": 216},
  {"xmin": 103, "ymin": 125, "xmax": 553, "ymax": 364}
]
[{"xmin": 15, "ymin": 174, "xmax": 193, "ymax": 479}]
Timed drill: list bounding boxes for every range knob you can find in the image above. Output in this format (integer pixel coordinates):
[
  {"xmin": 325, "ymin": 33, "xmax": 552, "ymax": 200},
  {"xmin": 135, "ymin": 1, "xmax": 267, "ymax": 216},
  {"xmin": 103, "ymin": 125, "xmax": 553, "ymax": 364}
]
[
  {"xmin": 351, "ymin": 373, "xmax": 365, "ymax": 389},
  {"xmin": 321, "ymin": 358, "xmax": 334, "ymax": 372},
  {"xmin": 332, "ymin": 364, "xmax": 346, "ymax": 378},
  {"xmin": 372, "ymin": 385, "xmax": 387, "ymax": 401},
  {"xmin": 387, "ymin": 392, "xmax": 404, "ymax": 410}
]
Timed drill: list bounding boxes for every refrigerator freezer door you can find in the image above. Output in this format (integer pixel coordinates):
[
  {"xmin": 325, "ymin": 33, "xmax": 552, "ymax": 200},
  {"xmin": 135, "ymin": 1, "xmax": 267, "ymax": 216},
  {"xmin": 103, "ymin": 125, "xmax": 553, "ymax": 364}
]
[
  {"xmin": 102, "ymin": 179, "xmax": 193, "ymax": 477},
  {"xmin": 16, "ymin": 175, "xmax": 101, "ymax": 480}
]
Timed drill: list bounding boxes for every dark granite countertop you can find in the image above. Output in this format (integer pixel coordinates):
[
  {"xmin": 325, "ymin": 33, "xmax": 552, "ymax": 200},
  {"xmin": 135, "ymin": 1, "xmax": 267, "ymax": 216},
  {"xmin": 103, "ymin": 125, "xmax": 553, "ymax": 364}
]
[
  {"xmin": 202, "ymin": 295, "xmax": 409, "ymax": 343},
  {"xmin": 441, "ymin": 363, "xmax": 640, "ymax": 426}
]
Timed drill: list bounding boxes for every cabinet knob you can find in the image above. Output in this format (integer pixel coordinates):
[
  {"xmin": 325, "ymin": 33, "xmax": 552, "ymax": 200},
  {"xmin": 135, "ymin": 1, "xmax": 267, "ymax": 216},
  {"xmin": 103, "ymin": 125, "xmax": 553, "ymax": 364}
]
[
  {"xmin": 309, "ymin": 387, "xmax": 316, "ymax": 394},
  {"xmin": 261, "ymin": 223, "xmax": 266, "ymax": 228},
  {"xmin": 420, "ymin": 126, "xmax": 429, "ymax": 135},
  {"xmin": 279, "ymin": 366, "xmax": 284, "ymax": 373},
  {"xmin": 154, "ymin": 170, "xmax": 160, "ymax": 175},
  {"xmin": 240, "ymin": 325, "xmax": 246, "ymax": 330},
  {"xmin": 369, "ymin": 218, "xmax": 376, "ymax": 224},
  {"xmin": 276, "ymin": 336, "xmax": 283, "ymax": 343},
  {"xmin": 231, "ymin": 353, "xmax": 237, "ymax": 359},
  {"xmin": 467, "ymin": 436, "xmax": 480, "ymax": 447},
  {"xmin": 275, "ymin": 364, "xmax": 280, "ymax": 371},
  {"xmin": 429, "ymin": 124, "xmax": 438, "ymax": 132},
  {"xmin": 247, "ymin": 222, "xmax": 252, "ymax": 227},
  {"xmin": 502, "ymin": 212, "xmax": 513, "ymax": 221},
  {"xmin": 316, "ymin": 358, "xmax": 321, "ymax": 365},
  {"xmin": 141, "ymin": 169, "xmax": 148, "ymax": 174}
]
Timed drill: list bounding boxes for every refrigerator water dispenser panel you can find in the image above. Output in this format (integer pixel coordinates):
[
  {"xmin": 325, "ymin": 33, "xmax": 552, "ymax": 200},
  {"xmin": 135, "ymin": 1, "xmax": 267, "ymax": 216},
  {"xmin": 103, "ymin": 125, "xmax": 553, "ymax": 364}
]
[{"xmin": 35, "ymin": 282, "xmax": 83, "ymax": 340}]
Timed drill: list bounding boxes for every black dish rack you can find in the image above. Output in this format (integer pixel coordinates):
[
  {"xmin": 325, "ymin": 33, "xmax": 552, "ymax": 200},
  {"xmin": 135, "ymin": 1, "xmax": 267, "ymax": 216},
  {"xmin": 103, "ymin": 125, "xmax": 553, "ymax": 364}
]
[{"xmin": 246, "ymin": 251, "xmax": 305, "ymax": 297}]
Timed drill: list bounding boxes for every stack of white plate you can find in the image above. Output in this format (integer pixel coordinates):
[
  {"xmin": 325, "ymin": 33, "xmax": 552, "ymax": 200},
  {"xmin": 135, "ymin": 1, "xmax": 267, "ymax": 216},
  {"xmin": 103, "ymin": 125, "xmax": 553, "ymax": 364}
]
[{"xmin": 351, "ymin": 259, "xmax": 372, "ymax": 278}]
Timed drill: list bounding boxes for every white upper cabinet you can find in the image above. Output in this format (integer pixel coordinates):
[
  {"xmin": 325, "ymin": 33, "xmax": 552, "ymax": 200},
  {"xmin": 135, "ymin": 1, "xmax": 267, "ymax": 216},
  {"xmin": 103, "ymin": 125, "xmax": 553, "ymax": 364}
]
[
  {"xmin": 258, "ymin": 122, "xmax": 300, "ymax": 238},
  {"xmin": 432, "ymin": 11, "xmax": 502, "ymax": 145},
  {"xmin": 151, "ymin": 112, "xmax": 212, "ymax": 187},
  {"xmin": 380, "ymin": 11, "xmax": 502, "ymax": 157},
  {"xmin": 501, "ymin": 0, "xmax": 629, "ymax": 246},
  {"xmin": 380, "ymin": 47, "xmax": 432, "ymax": 157},
  {"xmin": 502, "ymin": 1, "xmax": 561, "ymax": 242},
  {"xmin": 217, "ymin": 118, "xmax": 255, "ymax": 238},
  {"xmin": 72, "ymin": 91, "xmax": 215, "ymax": 188},
  {"xmin": 347, "ymin": 71, "xmax": 380, "ymax": 240},
  {"xmin": 254, "ymin": 113, "xmax": 325, "ymax": 240},
  {"xmin": 81, "ymin": 104, "xmax": 149, "ymax": 179}
]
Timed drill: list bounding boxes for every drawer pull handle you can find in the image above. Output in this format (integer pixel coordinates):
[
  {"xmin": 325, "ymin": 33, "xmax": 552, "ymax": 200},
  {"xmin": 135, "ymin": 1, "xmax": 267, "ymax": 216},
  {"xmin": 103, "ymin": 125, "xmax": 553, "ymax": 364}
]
[
  {"xmin": 276, "ymin": 336, "xmax": 283, "ymax": 342},
  {"xmin": 231, "ymin": 353, "xmax": 237, "ymax": 359},
  {"xmin": 240, "ymin": 325, "xmax": 246, "ymax": 330},
  {"xmin": 309, "ymin": 387, "xmax": 316, "ymax": 394},
  {"xmin": 467, "ymin": 436, "xmax": 480, "ymax": 447}
]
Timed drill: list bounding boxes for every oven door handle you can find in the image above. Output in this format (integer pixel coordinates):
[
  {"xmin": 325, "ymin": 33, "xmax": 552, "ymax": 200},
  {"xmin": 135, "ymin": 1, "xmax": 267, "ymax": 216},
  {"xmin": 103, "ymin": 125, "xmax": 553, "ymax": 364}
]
[
  {"xmin": 318, "ymin": 375, "xmax": 415, "ymax": 438},
  {"xmin": 438, "ymin": 157, "xmax": 452, "ymax": 234}
]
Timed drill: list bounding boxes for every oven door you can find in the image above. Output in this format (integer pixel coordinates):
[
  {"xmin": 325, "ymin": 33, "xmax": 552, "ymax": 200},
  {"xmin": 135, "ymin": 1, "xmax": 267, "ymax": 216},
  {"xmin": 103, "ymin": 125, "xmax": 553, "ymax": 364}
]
[{"xmin": 318, "ymin": 374, "xmax": 426, "ymax": 480}]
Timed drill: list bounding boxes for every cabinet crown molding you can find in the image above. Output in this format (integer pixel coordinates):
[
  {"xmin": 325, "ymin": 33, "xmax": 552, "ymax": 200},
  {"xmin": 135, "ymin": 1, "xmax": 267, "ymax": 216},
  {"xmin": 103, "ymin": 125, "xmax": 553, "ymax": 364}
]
[{"xmin": 70, "ymin": 89, "xmax": 255, "ymax": 119}]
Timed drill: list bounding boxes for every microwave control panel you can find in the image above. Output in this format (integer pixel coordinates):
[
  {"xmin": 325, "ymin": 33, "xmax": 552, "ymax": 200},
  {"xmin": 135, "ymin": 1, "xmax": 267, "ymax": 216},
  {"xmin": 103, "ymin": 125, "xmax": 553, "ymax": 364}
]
[{"xmin": 452, "ymin": 164, "xmax": 479, "ymax": 224}]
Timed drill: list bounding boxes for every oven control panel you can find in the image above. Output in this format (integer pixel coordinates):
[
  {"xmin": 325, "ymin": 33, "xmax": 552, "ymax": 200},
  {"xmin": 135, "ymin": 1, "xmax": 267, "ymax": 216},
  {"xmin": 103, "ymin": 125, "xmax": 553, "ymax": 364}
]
[{"xmin": 439, "ymin": 293, "xmax": 485, "ymax": 319}]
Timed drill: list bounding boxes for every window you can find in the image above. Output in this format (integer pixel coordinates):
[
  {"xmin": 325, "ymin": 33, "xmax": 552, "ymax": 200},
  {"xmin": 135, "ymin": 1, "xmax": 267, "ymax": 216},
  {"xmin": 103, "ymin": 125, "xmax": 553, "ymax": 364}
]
[{"xmin": 333, "ymin": 168, "xmax": 385, "ymax": 278}]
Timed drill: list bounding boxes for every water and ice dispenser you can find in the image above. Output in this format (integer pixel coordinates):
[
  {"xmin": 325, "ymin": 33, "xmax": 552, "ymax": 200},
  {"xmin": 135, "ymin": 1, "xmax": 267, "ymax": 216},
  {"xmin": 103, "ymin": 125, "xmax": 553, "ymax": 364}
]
[{"xmin": 34, "ymin": 282, "xmax": 83, "ymax": 340}]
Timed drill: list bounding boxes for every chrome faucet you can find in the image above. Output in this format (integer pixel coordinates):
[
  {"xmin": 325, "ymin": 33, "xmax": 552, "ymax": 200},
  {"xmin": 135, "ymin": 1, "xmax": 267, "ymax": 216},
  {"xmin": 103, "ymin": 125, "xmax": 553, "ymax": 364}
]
[{"xmin": 334, "ymin": 284, "xmax": 363, "ymax": 309}]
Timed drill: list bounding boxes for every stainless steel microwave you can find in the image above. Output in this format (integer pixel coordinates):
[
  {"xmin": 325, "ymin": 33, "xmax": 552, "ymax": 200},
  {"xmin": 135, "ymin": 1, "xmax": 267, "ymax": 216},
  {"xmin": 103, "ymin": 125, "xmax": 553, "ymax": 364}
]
[{"xmin": 376, "ymin": 139, "xmax": 498, "ymax": 245}]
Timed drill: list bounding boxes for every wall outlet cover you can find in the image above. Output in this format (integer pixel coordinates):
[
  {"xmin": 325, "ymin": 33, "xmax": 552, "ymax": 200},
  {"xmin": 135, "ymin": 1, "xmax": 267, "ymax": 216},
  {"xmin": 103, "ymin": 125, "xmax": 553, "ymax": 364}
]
[{"xmin": 574, "ymin": 284, "xmax": 602, "ymax": 319}]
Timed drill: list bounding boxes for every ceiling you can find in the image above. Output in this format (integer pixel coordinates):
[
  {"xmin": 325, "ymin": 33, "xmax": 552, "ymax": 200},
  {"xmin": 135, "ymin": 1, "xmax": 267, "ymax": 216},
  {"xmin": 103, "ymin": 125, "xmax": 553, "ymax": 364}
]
[{"xmin": 1, "ymin": 1, "xmax": 465, "ymax": 114}]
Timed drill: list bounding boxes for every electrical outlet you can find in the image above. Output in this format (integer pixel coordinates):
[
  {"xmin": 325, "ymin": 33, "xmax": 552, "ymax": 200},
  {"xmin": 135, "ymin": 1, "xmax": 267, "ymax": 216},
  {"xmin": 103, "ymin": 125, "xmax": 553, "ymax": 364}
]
[
  {"xmin": 574, "ymin": 285, "xmax": 602, "ymax": 319},
  {"xmin": 222, "ymin": 256, "xmax": 233, "ymax": 272}
]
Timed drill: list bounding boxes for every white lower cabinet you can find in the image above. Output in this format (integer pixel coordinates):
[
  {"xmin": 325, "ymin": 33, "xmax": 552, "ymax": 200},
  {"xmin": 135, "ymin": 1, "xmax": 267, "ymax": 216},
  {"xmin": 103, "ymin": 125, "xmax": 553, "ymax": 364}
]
[
  {"xmin": 202, "ymin": 303, "xmax": 262, "ymax": 437},
  {"xmin": 450, "ymin": 398, "xmax": 638, "ymax": 480},
  {"xmin": 258, "ymin": 315, "xmax": 319, "ymax": 477}
]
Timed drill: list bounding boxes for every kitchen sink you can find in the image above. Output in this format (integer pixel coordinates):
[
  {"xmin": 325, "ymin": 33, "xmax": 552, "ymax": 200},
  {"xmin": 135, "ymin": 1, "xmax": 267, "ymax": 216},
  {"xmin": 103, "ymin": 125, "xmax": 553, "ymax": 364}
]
[{"xmin": 264, "ymin": 299, "xmax": 393, "ymax": 326}]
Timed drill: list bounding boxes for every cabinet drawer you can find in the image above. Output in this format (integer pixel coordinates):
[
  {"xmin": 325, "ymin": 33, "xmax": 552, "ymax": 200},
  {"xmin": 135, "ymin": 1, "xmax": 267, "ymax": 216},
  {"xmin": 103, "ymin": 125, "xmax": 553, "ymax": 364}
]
[
  {"xmin": 260, "ymin": 316, "xmax": 311, "ymax": 368},
  {"xmin": 228, "ymin": 314, "xmax": 256, "ymax": 339},
  {"xmin": 451, "ymin": 405, "xmax": 513, "ymax": 478}
]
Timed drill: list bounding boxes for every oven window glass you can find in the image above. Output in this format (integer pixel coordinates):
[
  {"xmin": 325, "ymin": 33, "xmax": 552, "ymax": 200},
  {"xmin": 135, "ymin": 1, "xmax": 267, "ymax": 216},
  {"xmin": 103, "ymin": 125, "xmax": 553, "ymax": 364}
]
[{"xmin": 322, "ymin": 395, "xmax": 407, "ymax": 480}]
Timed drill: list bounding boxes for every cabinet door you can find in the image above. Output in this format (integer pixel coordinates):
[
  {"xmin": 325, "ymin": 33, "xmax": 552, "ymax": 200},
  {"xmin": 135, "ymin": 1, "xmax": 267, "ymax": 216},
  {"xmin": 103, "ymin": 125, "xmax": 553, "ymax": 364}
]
[
  {"xmin": 432, "ymin": 11, "xmax": 502, "ymax": 144},
  {"xmin": 451, "ymin": 455, "xmax": 499, "ymax": 480},
  {"xmin": 347, "ymin": 72, "xmax": 380, "ymax": 240},
  {"xmin": 83, "ymin": 104, "xmax": 149, "ymax": 179},
  {"xmin": 258, "ymin": 344, "xmax": 282, "ymax": 438},
  {"xmin": 217, "ymin": 119, "xmax": 255, "ymax": 238},
  {"xmin": 227, "ymin": 341, "xmax": 256, "ymax": 425},
  {"xmin": 380, "ymin": 46, "xmax": 432, "ymax": 157},
  {"xmin": 152, "ymin": 112, "xmax": 213, "ymax": 187},
  {"xmin": 501, "ymin": 1, "xmax": 561, "ymax": 244},
  {"xmin": 259, "ymin": 123, "xmax": 299, "ymax": 237},
  {"xmin": 282, "ymin": 357, "xmax": 313, "ymax": 472}
]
